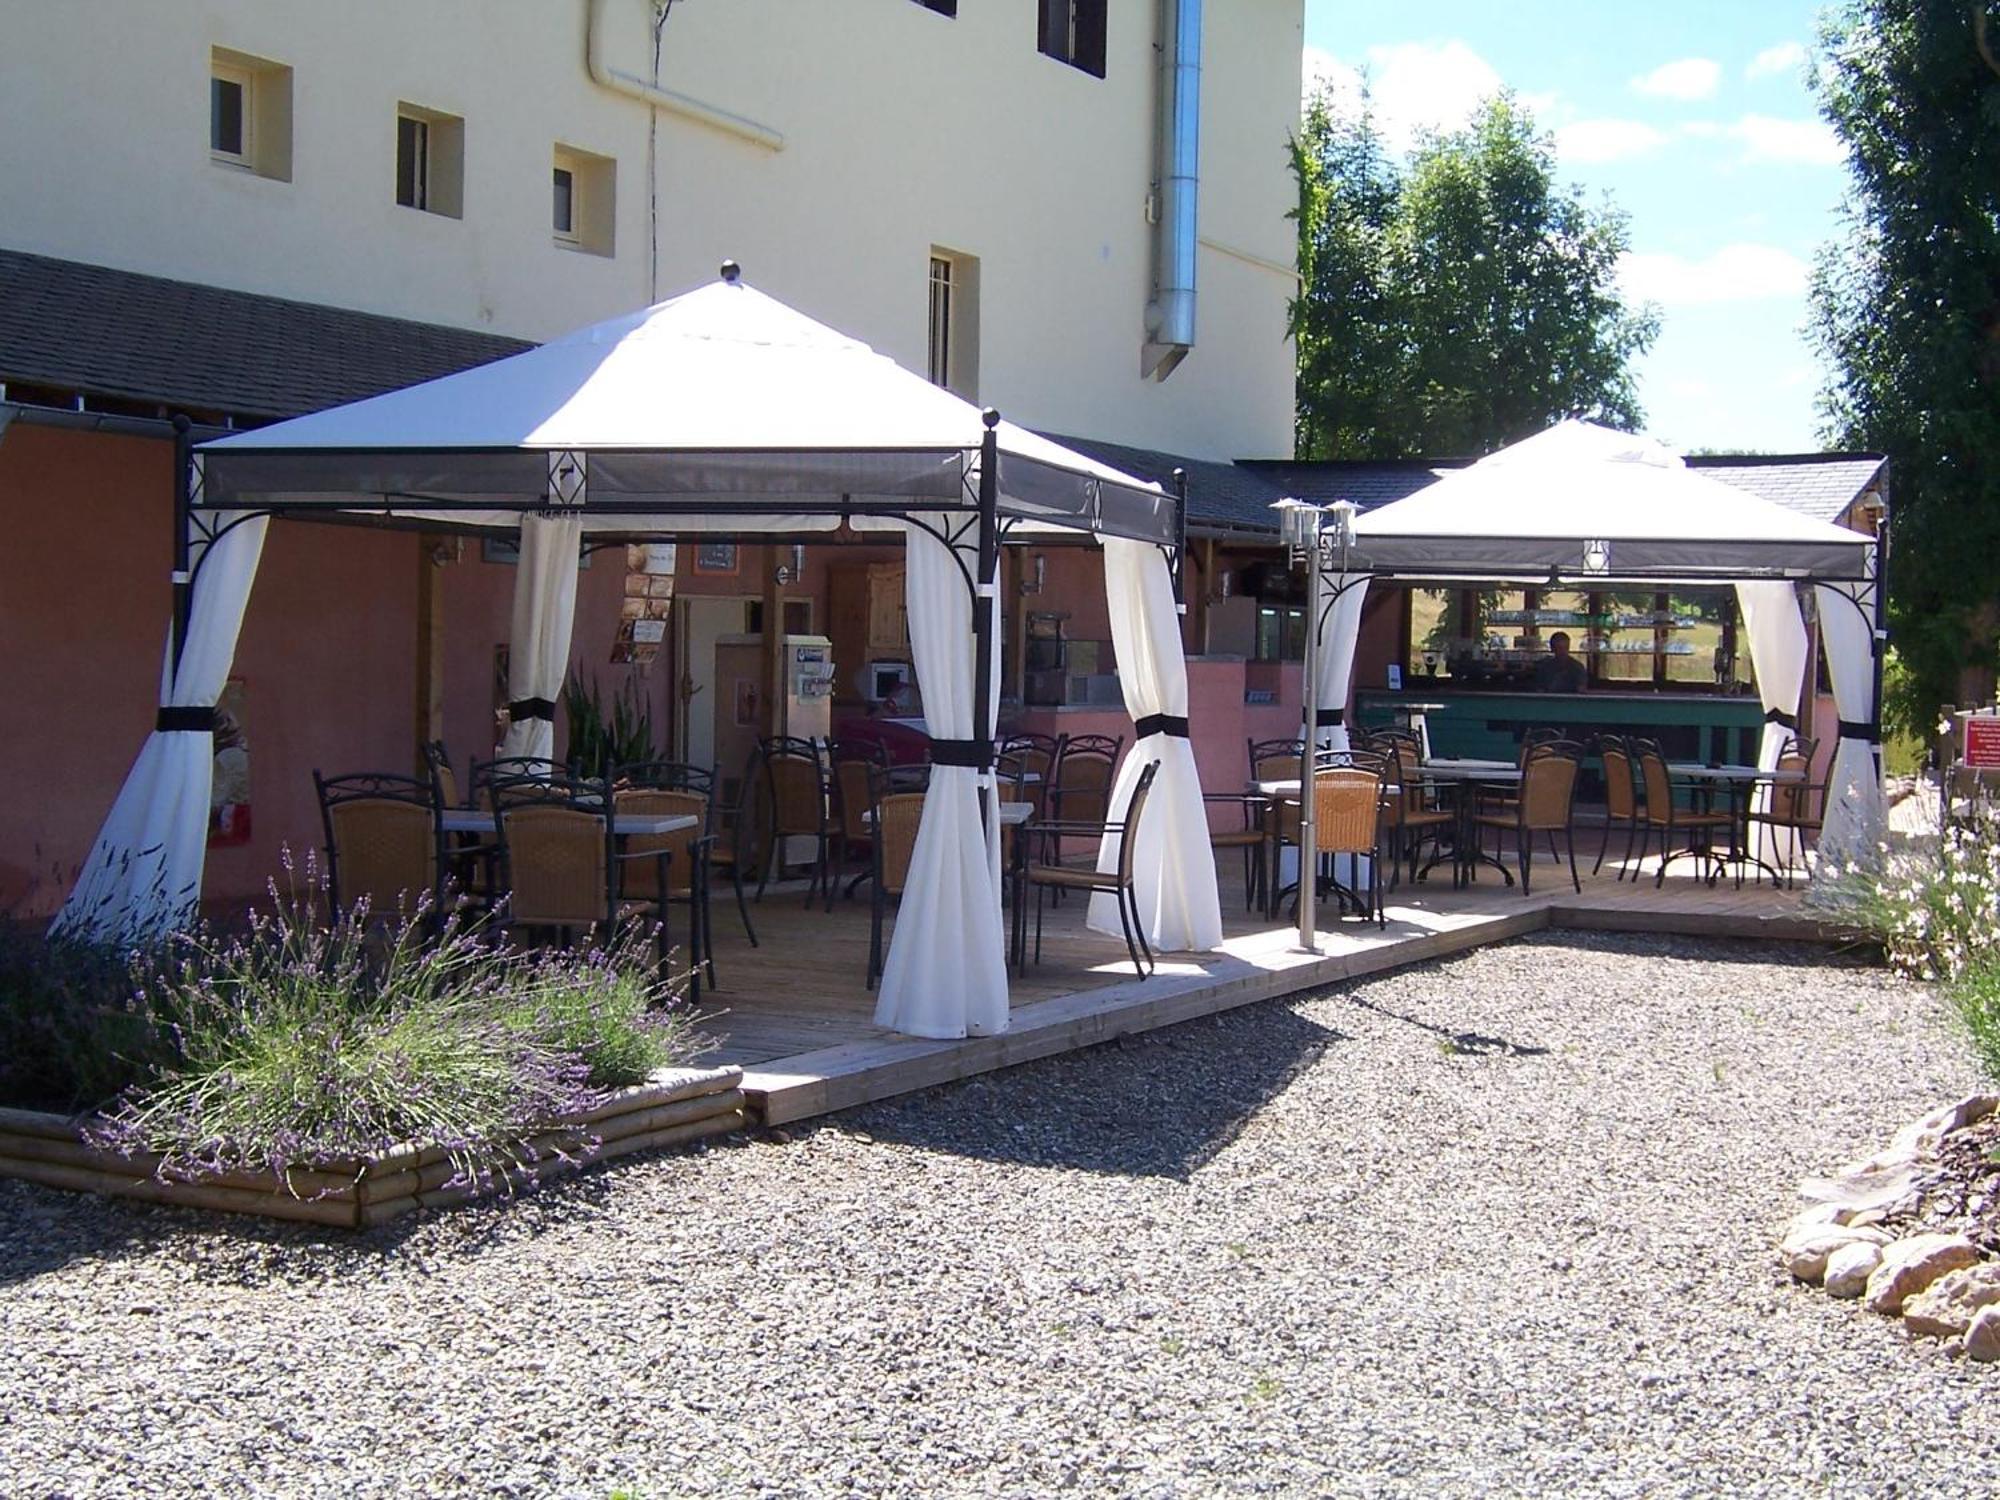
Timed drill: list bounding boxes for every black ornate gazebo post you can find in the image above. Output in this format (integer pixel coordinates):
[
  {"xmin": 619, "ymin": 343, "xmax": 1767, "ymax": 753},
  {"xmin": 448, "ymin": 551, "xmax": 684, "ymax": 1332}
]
[
  {"xmin": 170, "ymin": 413, "xmax": 194, "ymax": 676},
  {"xmin": 974, "ymin": 409, "xmax": 1002, "ymax": 825}
]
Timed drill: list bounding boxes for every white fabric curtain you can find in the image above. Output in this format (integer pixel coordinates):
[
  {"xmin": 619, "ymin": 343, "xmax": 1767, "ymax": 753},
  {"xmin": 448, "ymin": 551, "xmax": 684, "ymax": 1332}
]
[
  {"xmin": 874, "ymin": 514, "xmax": 1009, "ymax": 1039},
  {"xmin": 1088, "ymin": 539, "xmax": 1224, "ymax": 953},
  {"xmin": 1735, "ymin": 580, "xmax": 1810, "ymax": 867},
  {"xmin": 498, "ymin": 512, "xmax": 584, "ymax": 762},
  {"xmin": 57, "ymin": 510, "xmax": 271, "ymax": 942},
  {"xmin": 1814, "ymin": 575, "xmax": 1886, "ymax": 871},
  {"xmin": 1315, "ymin": 573, "xmax": 1371, "ymax": 750}
]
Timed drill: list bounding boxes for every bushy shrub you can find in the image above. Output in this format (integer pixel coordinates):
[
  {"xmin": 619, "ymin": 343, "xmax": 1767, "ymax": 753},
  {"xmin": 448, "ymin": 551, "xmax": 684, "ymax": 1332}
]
[
  {"xmin": 2, "ymin": 865, "xmax": 711, "ymax": 1185},
  {"xmin": 1951, "ymin": 957, "xmax": 2000, "ymax": 1084}
]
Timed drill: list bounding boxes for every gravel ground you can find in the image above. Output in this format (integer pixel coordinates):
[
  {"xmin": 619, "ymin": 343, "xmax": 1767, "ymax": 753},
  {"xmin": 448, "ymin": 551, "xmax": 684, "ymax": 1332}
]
[{"xmin": 2, "ymin": 931, "xmax": 1995, "ymax": 1499}]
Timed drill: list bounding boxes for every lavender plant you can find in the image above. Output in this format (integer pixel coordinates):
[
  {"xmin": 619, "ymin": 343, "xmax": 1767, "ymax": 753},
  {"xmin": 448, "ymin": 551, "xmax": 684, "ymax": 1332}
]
[{"xmin": 83, "ymin": 860, "xmax": 709, "ymax": 1187}]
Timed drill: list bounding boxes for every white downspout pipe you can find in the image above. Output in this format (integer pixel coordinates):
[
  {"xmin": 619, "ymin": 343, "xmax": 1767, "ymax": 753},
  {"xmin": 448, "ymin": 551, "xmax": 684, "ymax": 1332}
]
[{"xmin": 586, "ymin": 0, "xmax": 785, "ymax": 152}]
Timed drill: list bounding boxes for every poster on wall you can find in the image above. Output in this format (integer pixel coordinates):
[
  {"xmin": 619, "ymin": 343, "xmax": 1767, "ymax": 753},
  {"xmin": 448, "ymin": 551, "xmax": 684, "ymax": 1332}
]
[
  {"xmin": 208, "ymin": 676, "xmax": 251, "ymax": 847},
  {"xmin": 613, "ymin": 543, "xmax": 676, "ymax": 665}
]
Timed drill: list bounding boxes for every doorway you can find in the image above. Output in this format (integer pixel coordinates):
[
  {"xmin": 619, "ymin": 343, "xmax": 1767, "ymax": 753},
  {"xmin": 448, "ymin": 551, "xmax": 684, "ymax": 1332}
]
[{"xmin": 675, "ymin": 595, "xmax": 754, "ymax": 774}]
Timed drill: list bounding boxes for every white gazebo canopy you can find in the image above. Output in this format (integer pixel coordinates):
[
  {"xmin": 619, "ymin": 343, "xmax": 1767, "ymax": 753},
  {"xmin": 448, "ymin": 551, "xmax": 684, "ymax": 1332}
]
[
  {"xmin": 1308, "ymin": 421, "xmax": 1886, "ymax": 867},
  {"xmin": 59, "ymin": 267, "xmax": 1224, "ymax": 1037}
]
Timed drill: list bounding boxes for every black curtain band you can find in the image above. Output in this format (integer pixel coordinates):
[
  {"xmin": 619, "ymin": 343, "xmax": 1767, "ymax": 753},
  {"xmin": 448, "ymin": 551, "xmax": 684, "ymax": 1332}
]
[
  {"xmin": 1315, "ymin": 708, "xmax": 1345, "ymax": 728},
  {"xmin": 1134, "ymin": 713, "xmax": 1190, "ymax": 739},
  {"xmin": 1837, "ymin": 719, "xmax": 1881, "ymax": 743},
  {"xmin": 928, "ymin": 737, "xmax": 993, "ymax": 769},
  {"xmin": 1763, "ymin": 708, "xmax": 1799, "ymax": 730},
  {"xmin": 155, "ymin": 706, "xmax": 216, "ymax": 733},
  {"xmin": 508, "ymin": 697, "xmax": 557, "ymax": 723}
]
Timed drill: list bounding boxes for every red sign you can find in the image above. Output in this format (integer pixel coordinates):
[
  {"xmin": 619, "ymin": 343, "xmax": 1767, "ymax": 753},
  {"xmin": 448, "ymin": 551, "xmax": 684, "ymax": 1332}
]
[{"xmin": 1965, "ymin": 717, "xmax": 2000, "ymax": 768}]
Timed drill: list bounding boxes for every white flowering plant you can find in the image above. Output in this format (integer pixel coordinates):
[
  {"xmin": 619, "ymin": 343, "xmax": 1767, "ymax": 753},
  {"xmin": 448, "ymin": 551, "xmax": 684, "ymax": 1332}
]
[{"xmin": 1816, "ymin": 803, "xmax": 2000, "ymax": 1082}]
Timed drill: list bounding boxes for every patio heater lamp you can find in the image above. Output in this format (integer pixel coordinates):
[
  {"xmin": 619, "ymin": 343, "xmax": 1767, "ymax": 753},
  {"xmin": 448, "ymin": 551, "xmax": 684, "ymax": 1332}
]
[{"xmin": 1273, "ymin": 497, "xmax": 1350, "ymax": 955}]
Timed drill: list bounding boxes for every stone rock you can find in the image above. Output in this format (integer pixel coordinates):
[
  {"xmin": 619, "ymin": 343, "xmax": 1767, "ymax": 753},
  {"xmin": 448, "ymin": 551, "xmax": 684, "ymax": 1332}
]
[
  {"xmin": 1966, "ymin": 1305, "xmax": 2000, "ymax": 1363},
  {"xmin": 1864, "ymin": 1234, "xmax": 1983, "ymax": 1315},
  {"xmin": 1786, "ymin": 1202, "xmax": 1855, "ymax": 1235},
  {"xmin": 1900, "ymin": 1262, "xmax": 2000, "ymax": 1338},
  {"xmin": 1888, "ymin": 1094, "xmax": 2000, "ymax": 1160},
  {"xmin": 1797, "ymin": 1161, "xmax": 1925, "ymax": 1214},
  {"xmin": 1779, "ymin": 1223, "xmax": 1893, "ymax": 1283},
  {"xmin": 1823, "ymin": 1241, "xmax": 1885, "ymax": 1299}
]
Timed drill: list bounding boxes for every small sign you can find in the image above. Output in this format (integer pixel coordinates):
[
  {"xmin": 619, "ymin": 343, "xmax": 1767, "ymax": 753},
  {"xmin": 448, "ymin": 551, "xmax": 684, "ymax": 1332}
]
[
  {"xmin": 1965, "ymin": 716, "xmax": 2000, "ymax": 768},
  {"xmin": 1386, "ymin": 664, "xmax": 1403, "ymax": 691}
]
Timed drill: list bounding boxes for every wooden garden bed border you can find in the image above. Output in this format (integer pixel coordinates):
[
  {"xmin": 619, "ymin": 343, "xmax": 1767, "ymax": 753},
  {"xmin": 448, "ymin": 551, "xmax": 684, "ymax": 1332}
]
[{"xmin": 0, "ymin": 1064, "xmax": 746, "ymax": 1229}]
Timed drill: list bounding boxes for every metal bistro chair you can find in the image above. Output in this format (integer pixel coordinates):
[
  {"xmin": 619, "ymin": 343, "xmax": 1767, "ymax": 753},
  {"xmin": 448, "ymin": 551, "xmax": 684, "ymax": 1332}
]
[
  {"xmin": 1284, "ymin": 748, "xmax": 1390, "ymax": 929},
  {"xmin": 824, "ymin": 736, "xmax": 891, "ymax": 907},
  {"xmin": 997, "ymin": 731, "xmax": 1064, "ymax": 817},
  {"xmin": 423, "ymin": 739, "xmax": 499, "ymax": 907},
  {"xmin": 492, "ymin": 775, "xmax": 673, "ymax": 970},
  {"xmin": 1246, "ymin": 737, "xmax": 1306, "ymax": 917},
  {"xmin": 1592, "ymin": 734, "xmax": 1646, "ymax": 881},
  {"xmin": 865, "ymin": 767, "xmax": 929, "ymax": 990},
  {"xmin": 314, "ymin": 770, "xmax": 448, "ymax": 922},
  {"xmin": 1027, "ymin": 758, "xmax": 1162, "ymax": 977},
  {"xmin": 470, "ymin": 755, "xmax": 568, "ymax": 807},
  {"xmin": 754, "ymin": 736, "xmax": 833, "ymax": 906},
  {"xmin": 1043, "ymin": 732, "xmax": 1123, "ymax": 894},
  {"xmin": 1471, "ymin": 742, "xmax": 1583, "ymax": 895},
  {"xmin": 1631, "ymin": 738, "xmax": 1737, "ymax": 888},
  {"xmin": 615, "ymin": 762, "xmax": 719, "ymax": 988}
]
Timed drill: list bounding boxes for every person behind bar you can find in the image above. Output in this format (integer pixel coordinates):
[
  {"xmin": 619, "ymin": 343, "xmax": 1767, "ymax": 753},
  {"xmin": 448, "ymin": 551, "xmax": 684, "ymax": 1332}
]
[{"xmin": 1534, "ymin": 630, "xmax": 1589, "ymax": 693}]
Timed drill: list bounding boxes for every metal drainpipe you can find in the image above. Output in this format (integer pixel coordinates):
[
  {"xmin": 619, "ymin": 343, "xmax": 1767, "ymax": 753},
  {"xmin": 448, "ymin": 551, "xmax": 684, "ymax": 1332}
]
[
  {"xmin": 585, "ymin": 0, "xmax": 785, "ymax": 151},
  {"xmin": 1143, "ymin": 0, "xmax": 1201, "ymax": 381}
]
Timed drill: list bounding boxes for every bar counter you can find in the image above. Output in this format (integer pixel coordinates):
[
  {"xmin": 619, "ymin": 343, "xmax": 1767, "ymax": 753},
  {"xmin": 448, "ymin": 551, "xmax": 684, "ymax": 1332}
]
[{"xmin": 1356, "ymin": 686, "xmax": 1766, "ymax": 767}]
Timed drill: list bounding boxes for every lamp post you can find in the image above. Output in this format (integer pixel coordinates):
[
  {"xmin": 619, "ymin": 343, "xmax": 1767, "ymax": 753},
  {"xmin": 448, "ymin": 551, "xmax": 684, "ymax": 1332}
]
[{"xmin": 1272, "ymin": 497, "xmax": 1358, "ymax": 955}]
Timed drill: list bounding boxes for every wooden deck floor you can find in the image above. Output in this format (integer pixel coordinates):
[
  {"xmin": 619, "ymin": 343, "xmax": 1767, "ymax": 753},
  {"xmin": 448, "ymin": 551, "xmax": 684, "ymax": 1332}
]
[{"xmin": 689, "ymin": 847, "xmax": 1848, "ymax": 1127}]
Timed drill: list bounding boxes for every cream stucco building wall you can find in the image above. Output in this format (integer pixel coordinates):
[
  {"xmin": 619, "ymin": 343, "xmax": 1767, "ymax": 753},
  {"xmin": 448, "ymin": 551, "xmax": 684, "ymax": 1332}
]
[{"xmin": 0, "ymin": 0, "xmax": 1301, "ymax": 461}]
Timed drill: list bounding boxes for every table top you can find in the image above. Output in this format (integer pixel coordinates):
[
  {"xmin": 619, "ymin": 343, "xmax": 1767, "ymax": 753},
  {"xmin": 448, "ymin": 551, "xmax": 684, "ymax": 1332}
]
[
  {"xmin": 1413, "ymin": 764, "xmax": 1522, "ymax": 783},
  {"xmin": 1667, "ymin": 763, "xmax": 1806, "ymax": 783},
  {"xmin": 1423, "ymin": 757, "xmax": 1516, "ymax": 772},
  {"xmin": 440, "ymin": 809, "xmax": 700, "ymax": 836},
  {"xmin": 1254, "ymin": 778, "xmax": 1406, "ymax": 796},
  {"xmin": 1394, "ymin": 702, "xmax": 1452, "ymax": 713}
]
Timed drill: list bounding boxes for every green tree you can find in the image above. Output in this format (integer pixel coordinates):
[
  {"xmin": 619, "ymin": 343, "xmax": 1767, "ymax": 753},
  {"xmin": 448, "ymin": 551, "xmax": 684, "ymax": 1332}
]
[
  {"xmin": 1290, "ymin": 92, "xmax": 1658, "ymax": 460},
  {"xmin": 1810, "ymin": 1, "xmax": 2000, "ymax": 720}
]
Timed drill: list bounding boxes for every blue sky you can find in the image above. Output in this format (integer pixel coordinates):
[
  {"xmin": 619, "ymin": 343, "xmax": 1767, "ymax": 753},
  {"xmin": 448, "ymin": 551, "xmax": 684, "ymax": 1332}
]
[{"xmin": 1303, "ymin": 0, "xmax": 1848, "ymax": 454}]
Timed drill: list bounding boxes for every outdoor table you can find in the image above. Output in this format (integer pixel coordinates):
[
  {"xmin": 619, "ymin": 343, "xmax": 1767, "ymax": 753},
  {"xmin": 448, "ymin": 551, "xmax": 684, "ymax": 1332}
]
[
  {"xmin": 1392, "ymin": 701, "xmax": 1450, "ymax": 760},
  {"xmin": 1409, "ymin": 763, "xmax": 1523, "ymax": 889},
  {"xmin": 1664, "ymin": 764, "xmax": 1807, "ymax": 885},
  {"xmin": 861, "ymin": 802, "xmax": 1035, "ymax": 967},
  {"xmin": 439, "ymin": 809, "xmax": 700, "ymax": 837}
]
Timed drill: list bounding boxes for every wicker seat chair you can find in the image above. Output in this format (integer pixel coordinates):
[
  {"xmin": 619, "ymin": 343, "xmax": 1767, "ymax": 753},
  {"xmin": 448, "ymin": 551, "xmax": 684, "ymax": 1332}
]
[
  {"xmin": 1285, "ymin": 748, "xmax": 1390, "ymax": 928},
  {"xmin": 824, "ymin": 736, "xmax": 890, "ymax": 907},
  {"xmin": 1747, "ymin": 737, "xmax": 1824, "ymax": 888},
  {"xmin": 1592, "ymin": 734, "xmax": 1645, "ymax": 881},
  {"xmin": 866, "ymin": 769, "xmax": 930, "ymax": 989},
  {"xmin": 420, "ymin": 740, "xmax": 500, "ymax": 905},
  {"xmin": 1631, "ymin": 738, "xmax": 1737, "ymax": 887},
  {"xmin": 614, "ymin": 761, "xmax": 718, "ymax": 989},
  {"xmin": 494, "ymin": 777, "xmax": 670, "ymax": 967},
  {"xmin": 1471, "ymin": 742, "xmax": 1583, "ymax": 895},
  {"xmin": 754, "ymin": 735, "xmax": 832, "ymax": 905},
  {"xmin": 1026, "ymin": 758, "xmax": 1162, "ymax": 976},
  {"xmin": 314, "ymin": 771, "xmax": 448, "ymax": 921},
  {"xmin": 1370, "ymin": 728, "xmax": 1454, "ymax": 888}
]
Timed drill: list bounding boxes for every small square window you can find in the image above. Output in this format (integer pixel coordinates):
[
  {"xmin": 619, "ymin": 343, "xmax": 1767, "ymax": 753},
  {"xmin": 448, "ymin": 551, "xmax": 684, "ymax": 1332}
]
[
  {"xmin": 209, "ymin": 47, "xmax": 291, "ymax": 180},
  {"xmin": 1038, "ymin": 0, "xmax": 1107, "ymax": 78},
  {"xmin": 396, "ymin": 103, "xmax": 464, "ymax": 218},
  {"xmin": 552, "ymin": 144, "xmax": 615, "ymax": 256}
]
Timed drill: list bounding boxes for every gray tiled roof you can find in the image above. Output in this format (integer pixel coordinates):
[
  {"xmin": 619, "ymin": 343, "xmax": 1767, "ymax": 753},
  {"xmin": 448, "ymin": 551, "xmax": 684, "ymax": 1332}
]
[
  {"xmin": 0, "ymin": 248, "xmax": 529, "ymax": 421},
  {"xmin": 1238, "ymin": 458, "xmax": 1473, "ymax": 514},
  {"xmin": 1686, "ymin": 455, "xmax": 1887, "ymax": 524},
  {"xmin": 1038, "ymin": 432, "xmax": 1291, "ymax": 533}
]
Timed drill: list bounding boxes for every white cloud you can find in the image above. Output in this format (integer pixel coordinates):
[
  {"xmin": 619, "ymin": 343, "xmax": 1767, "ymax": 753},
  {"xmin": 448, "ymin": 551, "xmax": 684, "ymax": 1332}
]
[
  {"xmin": 1619, "ymin": 244, "xmax": 1812, "ymax": 305},
  {"xmin": 1682, "ymin": 114, "xmax": 1844, "ymax": 165},
  {"xmin": 1630, "ymin": 57, "xmax": 1722, "ymax": 101},
  {"xmin": 1303, "ymin": 39, "xmax": 1512, "ymax": 154},
  {"xmin": 1553, "ymin": 118, "xmax": 1671, "ymax": 164},
  {"xmin": 1746, "ymin": 41, "xmax": 1808, "ymax": 81}
]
